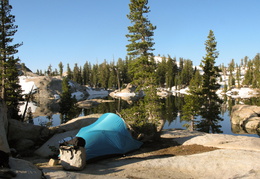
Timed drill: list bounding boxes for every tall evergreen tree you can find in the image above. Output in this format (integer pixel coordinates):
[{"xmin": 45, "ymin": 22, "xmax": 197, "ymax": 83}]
[
  {"xmin": 235, "ymin": 63, "xmax": 241, "ymax": 88},
  {"xmin": 82, "ymin": 61, "xmax": 91, "ymax": 85},
  {"xmin": 156, "ymin": 56, "xmax": 167, "ymax": 87},
  {"xmin": 66, "ymin": 64, "xmax": 72, "ymax": 80},
  {"xmin": 200, "ymin": 30, "xmax": 221, "ymax": 97},
  {"xmin": 122, "ymin": 0, "xmax": 161, "ymax": 138},
  {"xmin": 58, "ymin": 61, "xmax": 63, "ymax": 77},
  {"xmin": 108, "ymin": 62, "xmax": 117, "ymax": 89},
  {"xmin": 91, "ymin": 64, "xmax": 99, "ymax": 87},
  {"xmin": 252, "ymin": 53, "xmax": 260, "ymax": 88},
  {"xmin": 198, "ymin": 30, "xmax": 223, "ymax": 133},
  {"xmin": 0, "ymin": 0, "xmax": 22, "ymax": 118},
  {"xmin": 59, "ymin": 77, "xmax": 77, "ymax": 122},
  {"xmin": 126, "ymin": 0, "xmax": 156, "ymax": 57},
  {"xmin": 73, "ymin": 63, "xmax": 82, "ymax": 84},
  {"xmin": 165, "ymin": 56, "xmax": 177, "ymax": 88},
  {"xmin": 98, "ymin": 61, "xmax": 109, "ymax": 89},
  {"xmin": 181, "ymin": 59, "xmax": 194, "ymax": 86},
  {"xmin": 243, "ymin": 60, "xmax": 253, "ymax": 86}
]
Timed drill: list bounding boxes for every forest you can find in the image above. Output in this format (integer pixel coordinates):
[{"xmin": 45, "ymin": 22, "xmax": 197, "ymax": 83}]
[{"xmin": 35, "ymin": 53, "xmax": 260, "ymax": 91}]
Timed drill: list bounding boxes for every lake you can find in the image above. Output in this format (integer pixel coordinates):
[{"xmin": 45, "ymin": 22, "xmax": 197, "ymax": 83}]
[{"xmin": 21, "ymin": 95, "xmax": 260, "ymax": 138}]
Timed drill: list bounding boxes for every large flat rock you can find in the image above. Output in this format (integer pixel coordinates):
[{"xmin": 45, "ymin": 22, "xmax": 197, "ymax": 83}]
[
  {"xmin": 35, "ymin": 130, "xmax": 79, "ymax": 158},
  {"xmin": 40, "ymin": 130, "xmax": 260, "ymax": 179},
  {"xmin": 42, "ymin": 149, "xmax": 260, "ymax": 179},
  {"xmin": 174, "ymin": 133, "xmax": 260, "ymax": 151}
]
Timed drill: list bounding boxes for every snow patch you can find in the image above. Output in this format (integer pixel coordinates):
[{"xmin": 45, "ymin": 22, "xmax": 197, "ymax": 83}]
[{"xmin": 19, "ymin": 76, "xmax": 37, "ymax": 95}]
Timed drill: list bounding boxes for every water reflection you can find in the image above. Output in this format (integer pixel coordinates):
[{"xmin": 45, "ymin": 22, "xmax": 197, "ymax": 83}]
[{"xmin": 21, "ymin": 95, "xmax": 260, "ymax": 137}]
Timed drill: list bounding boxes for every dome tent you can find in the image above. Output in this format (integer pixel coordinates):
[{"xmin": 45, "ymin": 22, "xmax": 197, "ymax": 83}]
[{"xmin": 76, "ymin": 113, "xmax": 143, "ymax": 160}]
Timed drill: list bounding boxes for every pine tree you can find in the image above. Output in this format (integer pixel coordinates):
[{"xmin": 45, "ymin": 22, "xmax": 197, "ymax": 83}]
[
  {"xmin": 47, "ymin": 64, "xmax": 52, "ymax": 76},
  {"xmin": 235, "ymin": 64, "xmax": 241, "ymax": 88},
  {"xmin": 82, "ymin": 61, "xmax": 91, "ymax": 85},
  {"xmin": 59, "ymin": 77, "xmax": 77, "ymax": 122},
  {"xmin": 181, "ymin": 59, "xmax": 194, "ymax": 86},
  {"xmin": 0, "ymin": 0, "xmax": 22, "ymax": 119},
  {"xmin": 198, "ymin": 30, "xmax": 223, "ymax": 133},
  {"xmin": 156, "ymin": 56, "xmax": 167, "ymax": 87},
  {"xmin": 165, "ymin": 56, "xmax": 178, "ymax": 88},
  {"xmin": 98, "ymin": 61, "xmax": 109, "ymax": 89},
  {"xmin": 58, "ymin": 62, "xmax": 63, "ymax": 77},
  {"xmin": 66, "ymin": 64, "xmax": 72, "ymax": 80},
  {"xmin": 200, "ymin": 30, "xmax": 221, "ymax": 96},
  {"xmin": 243, "ymin": 61, "xmax": 253, "ymax": 86},
  {"xmin": 108, "ymin": 62, "xmax": 117, "ymax": 89},
  {"xmin": 252, "ymin": 53, "xmax": 260, "ymax": 88},
  {"xmin": 73, "ymin": 63, "xmax": 82, "ymax": 84},
  {"xmin": 126, "ymin": 0, "xmax": 156, "ymax": 57},
  {"xmin": 91, "ymin": 64, "xmax": 99, "ymax": 87},
  {"xmin": 122, "ymin": 0, "xmax": 161, "ymax": 138}
]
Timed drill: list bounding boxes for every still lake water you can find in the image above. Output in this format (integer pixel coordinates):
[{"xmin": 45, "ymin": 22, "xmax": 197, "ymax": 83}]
[{"xmin": 25, "ymin": 95, "xmax": 260, "ymax": 138}]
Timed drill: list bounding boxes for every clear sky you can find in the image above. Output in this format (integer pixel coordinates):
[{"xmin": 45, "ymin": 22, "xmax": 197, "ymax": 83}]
[{"xmin": 10, "ymin": 0, "xmax": 260, "ymax": 72}]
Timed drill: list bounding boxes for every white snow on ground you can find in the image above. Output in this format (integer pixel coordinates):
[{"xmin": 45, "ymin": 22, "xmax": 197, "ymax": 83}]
[
  {"xmin": 226, "ymin": 87, "xmax": 258, "ymax": 98},
  {"xmin": 113, "ymin": 92, "xmax": 136, "ymax": 97},
  {"xmin": 19, "ymin": 76, "xmax": 37, "ymax": 95}
]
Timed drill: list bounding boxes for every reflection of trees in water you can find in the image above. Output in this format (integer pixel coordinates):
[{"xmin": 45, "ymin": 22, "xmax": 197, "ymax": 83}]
[
  {"xmin": 197, "ymin": 98, "xmax": 223, "ymax": 133},
  {"xmin": 161, "ymin": 95, "xmax": 182, "ymax": 123},
  {"xmin": 60, "ymin": 107, "xmax": 82, "ymax": 124}
]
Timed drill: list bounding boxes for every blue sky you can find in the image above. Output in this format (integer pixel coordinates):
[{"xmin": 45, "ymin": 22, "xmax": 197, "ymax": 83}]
[{"xmin": 10, "ymin": 0, "xmax": 260, "ymax": 72}]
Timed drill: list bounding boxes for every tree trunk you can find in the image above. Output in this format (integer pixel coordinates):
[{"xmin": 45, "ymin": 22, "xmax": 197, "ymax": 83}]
[{"xmin": 0, "ymin": 99, "xmax": 10, "ymax": 153}]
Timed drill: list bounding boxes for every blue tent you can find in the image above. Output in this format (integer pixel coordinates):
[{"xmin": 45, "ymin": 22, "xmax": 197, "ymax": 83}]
[{"xmin": 76, "ymin": 113, "xmax": 143, "ymax": 160}]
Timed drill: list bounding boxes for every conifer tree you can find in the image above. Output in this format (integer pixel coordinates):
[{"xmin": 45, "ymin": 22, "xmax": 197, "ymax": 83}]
[
  {"xmin": 83, "ymin": 61, "xmax": 91, "ymax": 85},
  {"xmin": 108, "ymin": 62, "xmax": 117, "ymax": 89},
  {"xmin": 126, "ymin": 0, "xmax": 157, "ymax": 89},
  {"xmin": 66, "ymin": 64, "xmax": 72, "ymax": 80},
  {"xmin": 0, "ymin": 0, "xmax": 22, "ymax": 118},
  {"xmin": 198, "ymin": 30, "xmax": 223, "ymax": 133},
  {"xmin": 181, "ymin": 59, "xmax": 194, "ymax": 86},
  {"xmin": 126, "ymin": 0, "xmax": 156, "ymax": 57},
  {"xmin": 236, "ymin": 64, "xmax": 241, "ymax": 88},
  {"xmin": 156, "ymin": 56, "xmax": 167, "ymax": 87},
  {"xmin": 200, "ymin": 30, "xmax": 221, "ymax": 96},
  {"xmin": 98, "ymin": 61, "xmax": 109, "ymax": 89},
  {"xmin": 165, "ymin": 56, "xmax": 178, "ymax": 88},
  {"xmin": 58, "ymin": 62, "xmax": 63, "ymax": 77},
  {"xmin": 59, "ymin": 77, "xmax": 77, "ymax": 122},
  {"xmin": 122, "ymin": 0, "xmax": 161, "ymax": 138}
]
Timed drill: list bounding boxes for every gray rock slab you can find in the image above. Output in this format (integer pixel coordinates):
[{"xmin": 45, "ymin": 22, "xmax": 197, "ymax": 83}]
[
  {"xmin": 35, "ymin": 130, "xmax": 79, "ymax": 157},
  {"xmin": 50, "ymin": 114, "xmax": 101, "ymax": 132},
  {"xmin": 43, "ymin": 169, "xmax": 126, "ymax": 179},
  {"xmin": 138, "ymin": 149, "xmax": 260, "ymax": 179},
  {"xmin": 174, "ymin": 133, "xmax": 260, "ymax": 151},
  {"xmin": 42, "ymin": 149, "xmax": 260, "ymax": 179}
]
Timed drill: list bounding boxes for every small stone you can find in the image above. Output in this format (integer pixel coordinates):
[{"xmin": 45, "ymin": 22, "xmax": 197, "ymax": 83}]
[{"xmin": 48, "ymin": 158, "xmax": 59, "ymax": 166}]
